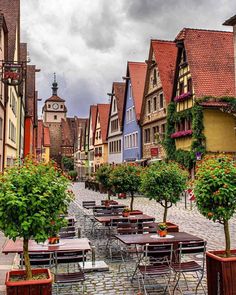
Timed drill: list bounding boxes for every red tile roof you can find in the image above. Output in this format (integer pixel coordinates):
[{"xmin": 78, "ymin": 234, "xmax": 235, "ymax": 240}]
[
  {"xmin": 90, "ymin": 105, "xmax": 98, "ymax": 134},
  {"xmin": 113, "ymin": 82, "xmax": 126, "ymax": 125},
  {"xmin": 37, "ymin": 120, "xmax": 43, "ymax": 150},
  {"xmin": 45, "ymin": 95, "xmax": 65, "ymax": 102},
  {"xmin": 37, "ymin": 120, "xmax": 50, "ymax": 149},
  {"xmin": 128, "ymin": 62, "xmax": 147, "ymax": 120},
  {"xmin": 152, "ymin": 40, "xmax": 177, "ymax": 104},
  {"xmin": 61, "ymin": 118, "xmax": 76, "ymax": 147},
  {"xmin": 43, "ymin": 126, "xmax": 50, "ymax": 147},
  {"xmin": 175, "ymin": 28, "xmax": 235, "ymax": 97},
  {"xmin": 97, "ymin": 104, "xmax": 110, "ymax": 142}
]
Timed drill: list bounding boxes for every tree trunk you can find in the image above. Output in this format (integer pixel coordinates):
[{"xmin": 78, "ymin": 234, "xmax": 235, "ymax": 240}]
[
  {"xmin": 107, "ymin": 192, "xmax": 110, "ymax": 200},
  {"xmin": 130, "ymin": 193, "xmax": 134, "ymax": 211},
  {"xmin": 163, "ymin": 202, "xmax": 168, "ymax": 223},
  {"xmin": 23, "ymin": 238, "xmax": 32, "ymax": 280},
  {"xmin": 224, "ymin": 219, "xmax": 231, "ymax": 257}
]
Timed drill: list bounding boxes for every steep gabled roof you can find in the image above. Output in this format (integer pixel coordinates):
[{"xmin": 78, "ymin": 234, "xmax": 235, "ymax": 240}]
[
  {"xmin": 37, "ymin": 120, "xmax": 50, "ymax": 149},
  {"xmin": 175, "ymin": 28, "xmax": 235, "ymax": 97},
  {"xmin": 97, "ymin": 104, "xmax": 110, "ymax": 143},
  {"xmin": 152, "ymin": 40, "xmax": 177, "ymax": 104},
  {"xmin": 90, "ymin": 105, "xmax": 98, "ymax": 133},
  {"xmin": 128, "ymin": 62, "xmax": 147, "ymax": 120},
  {"xmin": 113, "ymin": 82, "xmax": 126, "ymax": 125},
  {"xmin": 61, "ymin": 118, "xmax": 76, "ymax": 147}
]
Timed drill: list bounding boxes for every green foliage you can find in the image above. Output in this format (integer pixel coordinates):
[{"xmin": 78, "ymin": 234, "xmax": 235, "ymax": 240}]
[
  {"xmin": 0, "ymin": 157, "xmax": 74, "ymax": 277},
  {"xmin": 0, "ymin": 158, "xmax": 73, "ymax": 242},
  {"xmin": 96, "ymin": 164, "xmax": 113, "ymax": 190},
  {"xmin": 195, "ymin": 155, "xmax": 236, "ymax": 223},
  {"xmin": 62, "ymin": 156, "xmax": 74, "ymax": 171},
  {"xmin": 175, "ymin": 150, "xmax": 194, "ymax": 171},
  {"xmin": 194, "ymin": 155, "xmax": 236, "ymax": 255},
  {"xmin": 164, "ymin": 102, "xmax": 176, "ymax": 159},
  {"xmin": 68, "ymin": 170, "xmax": 78, "ymax": 181},
  {"xmin": 191, "ymin": 105, "xmax": 206, "ymax": 155},
  {"xmin": 141, "ymin": 161, "xmax": 188, "ymax": 222},
  {"xmin": 164, "ymin": 102, "xmax": 206, "ymax": 170},
  {"xmin": 110, "ymin": 165, "xmax": 142, "ymax": 210}
]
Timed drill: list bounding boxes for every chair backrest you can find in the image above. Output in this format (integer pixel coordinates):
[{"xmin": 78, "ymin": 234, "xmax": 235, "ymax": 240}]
[
  {"xmin": 140, "ymin": 222, "xmax": 158, "ymax": 234},
  {"xmin": 177, "ymin": 240, "xmax": 207, "ymax": 266},
  {"xmin": 66, "ymin": 217, "xmax": 76, "ymax": 227},
  {"xmin": 117, "ymin": 222, "xmax": 138, "ymax": 235},
  {"xmin": 21, "ymin": 252, "xmax": 54, "ymax": 267},
  {"xmin": 110, "ymin": 218, "xmax": 130, "ymax": 227},
  {"xmin": 137, "ymin": 218, "xmax": 155, "ymax": 224},
  {"xmin": 93, "ymin": 208, "xmax": 113, "ymax": 216},
  {"xmin": 55, "ymin": 250, "xmax": 86, "ymax": 266},
  {"xmin": 111, "ymin": 208, "xmax": 123, "ymax": 215},
  {"xmin": 59, "ymin": 231, "xmax": 76, "ymax": 239},
  {"xmin": 82, "ymin": 201, "xmax": 96, "ymax": 209},
  {"xmin": 145, "ymin": 243, "xmax": 173, "ymax": 265},
  {"xmin": 60, "ymin": 226, "xmax": 76, "ymax": 233}
]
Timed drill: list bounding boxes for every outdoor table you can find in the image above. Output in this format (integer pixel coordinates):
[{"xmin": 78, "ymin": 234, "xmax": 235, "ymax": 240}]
[
  {"xmin": 94, "ymin": 214, "xmax": 155, "ymax": 224},
  {"xmin": 115, "ymin": 232, "xmax": 204, "ymax": 281}
]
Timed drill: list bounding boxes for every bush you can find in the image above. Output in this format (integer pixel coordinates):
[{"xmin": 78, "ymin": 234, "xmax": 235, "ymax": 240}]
[
  {"xmin": 62, "ymin": 156, "xmax": 74, "ymax": 171},
  {"xmin": 68, "ymin": 170, "xmax": 78, "ymax": 181},
  {"xmin": 194, "ymin": 154, "xmax": 236, "ymax": 257},
  {"xmin": 0, "ymin": 157, "xmax": 74, "ymax": 279},
  {"xmin": 110, "ymin": 165, "xmax": 142, "ymax": 211},
  {"xmin": 141, "ymin": 161, "xmax": 188, "ymax": 222}
]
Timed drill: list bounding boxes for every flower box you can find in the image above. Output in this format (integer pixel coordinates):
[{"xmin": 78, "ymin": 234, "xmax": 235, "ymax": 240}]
[
  {"xmin": 171, "ymin": 129, "xmax": 193, "ymax": 139},
  {"xmin": 6, "ymin": 268, "xmax": 52, "ymax": 295},
  {"xmin": 174, "ymin": 91, "xmax": 192, "ymax": 102}
]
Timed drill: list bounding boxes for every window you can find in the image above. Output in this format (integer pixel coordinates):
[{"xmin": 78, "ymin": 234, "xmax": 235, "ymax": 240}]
[
  {"xmin": 0, "ymin": 117, "xmax": 2, "ymax": 140},
  {"xmin": 54, "ymin": 115, "xmax": 57, "ymax": 120},
  {"xmin": 129, "ymin": 82, "xmax": 132, "ymax": 99},
  {"xmin": 48, "ymin": 104, "xmax": 51, "ymax": 108},
  {"xmin": 60, "ymin": 105, "xmax": 63, "ymax": 109},
  {"xmin": 144, "ymin": 129, "xmax": 150, "ymax": 143},
  {"xmin": 113, "ymin": 99, "xmax": 117, "ymax": 112},
  {"xmin": 161, "ymin": 124, "xmax": 166, "ymax": 135},
  {"xmin": 159, "ymin": 93, "xmax": 164, "ymax": 109},
  {"xmin": 153, "ymin": 69, "xmax": 157, "ymax": 86},
  {"xmin": 99, "ymin": 131, "xmax": 101, "ymax": 139},
  {"xmin": 187, "ymin": 78, "xmax": 192, "ymax": 94},
  {"xmin": 179, "ymin": 82, "xmax": 184, "ymax": 95},
  {"xmin": 147, "ymin": 100, "xmax": 151, "ymax": 114},
  {"xmin": 124, "ymin": 132, "xmax": 137, "ymax": 149},
  {"xmin": 153, "ymin": 126, "xmax": 159, "ymax": 142},
  {"xmin": 153, "ymin": 97, "xmax": 157, "ymax": 111},
  {"xmin": 111, "ymin": 119, "xmax": 119, "ymax": 132}
]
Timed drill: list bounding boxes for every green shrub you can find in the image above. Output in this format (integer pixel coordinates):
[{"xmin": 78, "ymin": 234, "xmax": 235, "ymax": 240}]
[{"xmin": 68, "ymin": 170, "xmax": 78, "ymax": 181}]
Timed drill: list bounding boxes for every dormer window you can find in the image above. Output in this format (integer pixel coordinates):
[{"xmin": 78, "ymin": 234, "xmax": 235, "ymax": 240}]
[
  {"xmin": 153, "ymin": 69, "xmax": 157, "ymax": 86},
  {"xmin": 113, "ymin": 99, "xmax": 117, "ymax": 112},
  {"xmin": 159, "ymin": 93, "xmax": 164, "ymax": 109},
  {"xmin": 179, "ymin": 82, "xmax": 184, "ymax": 95},
  {"xmin": 187, "ymin": 78, "xmax": 193, "ymax": 94}
]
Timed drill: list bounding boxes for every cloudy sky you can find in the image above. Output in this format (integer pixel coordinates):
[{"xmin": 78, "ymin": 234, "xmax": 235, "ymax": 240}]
[{"xmin": 21, "ymin": 0, "xmax": 236, "ymax": 118}]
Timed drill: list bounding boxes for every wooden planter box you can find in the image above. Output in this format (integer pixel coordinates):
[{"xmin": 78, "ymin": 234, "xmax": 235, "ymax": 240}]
[
  {"xmin": 6, "ymin": 268, "xmax": 52, "ymax": 295},
  {"xmin": 166, "ymin": 222, "xmax": 179, "ymax": 232},
  {"xmin": 206, "ymin": 250, "xmax": 236, "ymax": 295},
  {"xmin": 129, "ymin": 210, "xmax": 143, "ymax": 215}
]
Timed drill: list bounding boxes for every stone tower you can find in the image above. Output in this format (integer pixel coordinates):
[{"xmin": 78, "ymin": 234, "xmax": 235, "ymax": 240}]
[{"xmin": 42, "ymin": 74, "xmax": 67, "ymax": 163}]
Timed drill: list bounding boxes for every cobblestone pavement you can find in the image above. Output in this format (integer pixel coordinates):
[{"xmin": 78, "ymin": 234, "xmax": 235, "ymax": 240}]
[
  {"xmin": 69, "ymin": 181, "xmax": 236, "ymax": 294},
  {"xmin": 0, "ymin": 181, "xmax": 235, "ymax": 294}
]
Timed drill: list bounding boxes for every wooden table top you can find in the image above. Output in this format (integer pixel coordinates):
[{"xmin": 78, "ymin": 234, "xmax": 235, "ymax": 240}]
[
  {"xmin": 95, "ymin": 214, "xmax": 155, "ymax": 223},
  {"xmin": 2, "ymin": 238, "xmax": 91, "ymax": 254},
  {"xmin": 115, "ymin": 232, "xmax": 203, "ymax": 245}
]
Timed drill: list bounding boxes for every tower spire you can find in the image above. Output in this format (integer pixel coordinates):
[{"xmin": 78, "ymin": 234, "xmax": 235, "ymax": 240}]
[{"xmin": 52, "ymin": 72, "xmax": 58, "ymax": 96}]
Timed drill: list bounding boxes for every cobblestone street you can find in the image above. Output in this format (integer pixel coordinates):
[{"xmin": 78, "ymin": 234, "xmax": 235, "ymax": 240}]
[{"xmin": 0, "ymin": 181, "xmax": 236, "ymax": 294}]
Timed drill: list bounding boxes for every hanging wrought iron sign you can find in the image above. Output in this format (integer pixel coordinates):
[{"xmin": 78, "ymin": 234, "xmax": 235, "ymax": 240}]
[{"xmin": 1, "ymin": 61, "xmax": 25, "ymax": 86}]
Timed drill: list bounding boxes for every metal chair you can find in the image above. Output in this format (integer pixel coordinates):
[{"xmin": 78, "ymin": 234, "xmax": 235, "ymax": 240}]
[
  {"xmin": 172, "ymin": 240, "xmax": 207, "ymax": 294},
  {"xmin": 137, "ymin": 243, "xmax": 173, "ymax": 295},
  {"xmin": 82, "ymin": 201, "xmax": 96, "ymax": 209},
  {"xmin": 20, "ymin": 252, "xmax": 54, "ymax": 269},
  {"xmin": 54, "ymin": 250, "xmax": 86, "ymax": 294}
]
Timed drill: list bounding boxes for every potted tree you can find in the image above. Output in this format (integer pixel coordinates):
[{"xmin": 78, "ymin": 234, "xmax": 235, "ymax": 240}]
[
  {"xmin": 141, "ymin": 161, "xmax": 188, "ymax": 230},
  {"xmin": 194, "ymin": 154, "xmax": 236, "ymax": 295},
  {"xmin": 96, "ymin": 164, "xmax": 113, "ymax": 199},
  {"xmin": 0, "ymin": 157, "xmax": 73, "ymax": 295},
  {"xmin": 110, "ymin": 165, "xmax": 142, "ymax": 212}
]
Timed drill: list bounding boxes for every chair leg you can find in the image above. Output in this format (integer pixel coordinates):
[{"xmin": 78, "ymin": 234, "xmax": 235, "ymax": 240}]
[
  {"xmin": 195, "ymin": 271, "xmax": 205, "ymax": 295},
  {"xmin": 173, "ymin": 272, "xmax": 182, "ymax": 295}
]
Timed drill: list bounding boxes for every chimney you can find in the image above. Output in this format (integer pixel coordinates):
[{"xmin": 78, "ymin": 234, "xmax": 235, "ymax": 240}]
[{"xmin": 223, "ymin": 15, "xmax": 236, "ymax": 95}]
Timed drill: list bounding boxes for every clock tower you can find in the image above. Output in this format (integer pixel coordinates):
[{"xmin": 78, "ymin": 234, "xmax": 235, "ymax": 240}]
[{"xmin": 42, "ymin": 73, "xmax": 67, "ymax": 123}]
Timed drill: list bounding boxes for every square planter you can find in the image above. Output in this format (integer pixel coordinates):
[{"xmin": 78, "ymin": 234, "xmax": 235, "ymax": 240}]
[
  {"xmin": 206, "ymin": 250, "xmax": 236, "ymax": 295},
  {"xmin": 6, "ymin": 268, "xmax": 52, "ymax": 295},
  {"xmin": 129, "ymin": 210, "xmax": 143, "ymax": 215},
  {"xmin": 165, "ymin": 222, "xmax": 179, "ymax": 232}
]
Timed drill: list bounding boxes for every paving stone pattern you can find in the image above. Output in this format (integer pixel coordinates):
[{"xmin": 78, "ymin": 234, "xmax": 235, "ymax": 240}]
[{"xmin": 1, "ymin": 182, "xmax": 235, "ymax": 294}]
